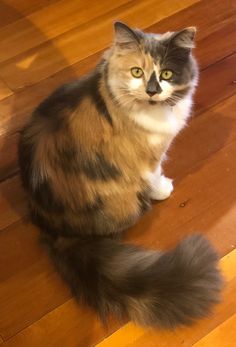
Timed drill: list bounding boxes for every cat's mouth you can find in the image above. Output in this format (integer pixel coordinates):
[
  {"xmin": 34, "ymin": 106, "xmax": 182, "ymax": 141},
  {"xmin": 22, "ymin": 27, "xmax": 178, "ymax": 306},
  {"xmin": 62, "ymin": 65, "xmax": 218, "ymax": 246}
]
[
  {"xmin": 147, "ymin": 96, "xmax": 176, "ymax": 107},
  {"xmin": 148, "ymin": 100, "xmax": 158, "ymax": 105}
]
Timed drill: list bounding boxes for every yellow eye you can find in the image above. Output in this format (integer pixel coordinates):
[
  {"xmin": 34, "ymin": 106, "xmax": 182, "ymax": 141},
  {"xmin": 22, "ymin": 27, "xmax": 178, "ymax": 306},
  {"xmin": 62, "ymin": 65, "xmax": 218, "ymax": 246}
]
[
  {"xmin": 161, "ymin": 70, "xmax": 173, "ymax": 80},
  {"xmin": 131, "ymin": 67, "xmax": 143, "ymax": 78}
]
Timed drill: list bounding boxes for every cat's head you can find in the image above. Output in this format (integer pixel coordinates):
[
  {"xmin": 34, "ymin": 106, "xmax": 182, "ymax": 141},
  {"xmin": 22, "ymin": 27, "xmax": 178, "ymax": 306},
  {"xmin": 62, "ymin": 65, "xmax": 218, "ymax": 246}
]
[{"xmin": 104, "ymin": 22, "xmax": 198, "ymax": 108}]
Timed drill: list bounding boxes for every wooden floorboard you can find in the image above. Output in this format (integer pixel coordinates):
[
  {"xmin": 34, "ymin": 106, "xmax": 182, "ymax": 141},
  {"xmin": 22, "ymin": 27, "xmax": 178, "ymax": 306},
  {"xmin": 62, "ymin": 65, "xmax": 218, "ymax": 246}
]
[
  {"xmin": 0, "ymin": 0, "xmax": 130, "ymax": 64},
  {"xmin": 127, "ymin": 128, "xmax": 236, "ymax": 253},
  {"xmin": 0, "ymin": 299, "xmax": 120, "ymax": 347},
  {"xmin": 0, "ymin": 0, "xmax": 235, "ymax": 346},
  {"xmin": 0, "ymin": 0, "xmax": 61, "ymax": 28},
  {"xmin": 195, "ymin": 53, "xmax": 236, "ymax": 115},
  {"xmin": 0, "ymin": 0, "xmax": 198, "ymax": 89},
  {"xmin": 0, "ymin": 80, "xmax": 12, "ymax": 101},
  {"xmin": 193, "ymin": 314, "xmax": 236, "ymax": 347},
  {"xmin": 0, "ymin": 176, "xmax": 27, "ymax": 230}
]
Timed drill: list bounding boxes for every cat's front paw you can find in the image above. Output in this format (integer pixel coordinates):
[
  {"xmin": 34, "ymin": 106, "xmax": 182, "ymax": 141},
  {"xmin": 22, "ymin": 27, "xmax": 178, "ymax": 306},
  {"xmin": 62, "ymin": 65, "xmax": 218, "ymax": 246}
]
[{"xmin": 150, "ymin": 175, "xmax": 173, "ymax": 201}]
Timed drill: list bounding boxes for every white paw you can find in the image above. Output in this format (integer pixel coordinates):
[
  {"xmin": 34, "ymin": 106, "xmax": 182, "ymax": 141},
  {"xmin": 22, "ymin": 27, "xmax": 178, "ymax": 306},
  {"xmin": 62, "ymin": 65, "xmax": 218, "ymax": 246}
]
[{"xmin": 150, "ymin": 175, "xmax": 173, "ymax": 201}]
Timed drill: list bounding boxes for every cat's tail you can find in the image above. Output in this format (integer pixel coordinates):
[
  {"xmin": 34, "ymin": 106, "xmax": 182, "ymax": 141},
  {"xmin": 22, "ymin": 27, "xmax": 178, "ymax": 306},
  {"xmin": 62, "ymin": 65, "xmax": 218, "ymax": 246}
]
[{"xmin": 45, "ymin": 233, "xmax": 223, "ymax": 328}]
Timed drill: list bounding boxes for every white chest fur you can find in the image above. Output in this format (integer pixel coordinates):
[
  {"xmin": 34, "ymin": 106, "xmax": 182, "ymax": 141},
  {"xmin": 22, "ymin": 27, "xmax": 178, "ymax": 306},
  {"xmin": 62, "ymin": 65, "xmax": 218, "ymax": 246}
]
[{"xmin": 130, "ymin": 94, "xmax": 193, "ymax": 147}]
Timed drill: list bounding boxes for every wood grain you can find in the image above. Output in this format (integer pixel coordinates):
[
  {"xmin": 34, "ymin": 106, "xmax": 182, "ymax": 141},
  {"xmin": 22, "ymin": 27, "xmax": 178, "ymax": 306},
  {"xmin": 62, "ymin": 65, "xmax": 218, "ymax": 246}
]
[
  {"xmin": 195, "ymin": 53, "xmax": 236, "ymax": 115},
  {"xmin": 193, "ymin": 314, "xmax": 236, "ymax": 347},
  {"xmin": 126, "ymin": 130, "xmax": 236, "ymax": 253},
  {"xmin": 0, "ymin": 221, "xmax": 42, "ymax": 281},
  {"xmin": 0, "ymin": 223, "xmax": 71, "ymax": 339},
  {"xmin": 0, "ymin": 0, "xmax": 198, "ymax": 89},
  {"xmin": 0, "ymin": 0, "xmax": 60, "ymax": 28},
  {"xmin": 148, "ymin": 0, "xmax": 236, "ymax": 39},
  {"xmin": 0, "ymin": 0, "xmax": 235, "ymax": 346},
  {"xmin": 0, "ymin": 176, "xmax": 26, "ymax": 230},
  {"xmin": 167, "ymin": 95, "xmax": 236, "ymax": 180},
  {"xmin": 0, "ymin": 132, "xmax": 18, "ymax": 181},
  {"xmin": 0, "ymin": 80, "xmax": 12, "ymax": 101},
  {"xmin": 0, "ymin": 0, "xmax": 129, "ymax": 63},
  {"xmin": 1, "ymin": 300, "xmax": 120, "ymax": 347}
]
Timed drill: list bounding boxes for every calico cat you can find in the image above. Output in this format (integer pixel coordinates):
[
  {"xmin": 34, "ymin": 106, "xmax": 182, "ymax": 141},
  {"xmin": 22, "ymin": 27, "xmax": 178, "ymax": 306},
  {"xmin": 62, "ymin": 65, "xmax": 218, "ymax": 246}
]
[{"xmin": 19, "ymin": 22, "xmax": 223, "ymax": 328}]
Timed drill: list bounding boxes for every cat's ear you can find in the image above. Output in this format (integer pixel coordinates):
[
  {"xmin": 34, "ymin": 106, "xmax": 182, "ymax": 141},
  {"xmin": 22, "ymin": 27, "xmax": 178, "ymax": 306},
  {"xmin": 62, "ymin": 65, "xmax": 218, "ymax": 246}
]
[
  {"xmin": 113, "ymin": 21, "xmax": 140, "ymax": 49},
  {"xmin": 171, "ymin": 27, "xmax": 196, "ymax": 49}
]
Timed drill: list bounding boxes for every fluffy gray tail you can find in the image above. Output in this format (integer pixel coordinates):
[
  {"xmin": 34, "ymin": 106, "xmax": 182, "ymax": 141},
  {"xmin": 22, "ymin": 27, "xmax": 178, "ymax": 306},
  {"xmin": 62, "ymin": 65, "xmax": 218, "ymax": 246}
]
[{"xmin": 45, "ymin": 234, "xmax": 223, "ymax": 328}]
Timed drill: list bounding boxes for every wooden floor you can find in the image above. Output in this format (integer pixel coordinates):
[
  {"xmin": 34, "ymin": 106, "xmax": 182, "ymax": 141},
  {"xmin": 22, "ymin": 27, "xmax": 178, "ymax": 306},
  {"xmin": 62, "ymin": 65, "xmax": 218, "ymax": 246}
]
[{"xmin": 0, "ymin": 0, "xmax": 236, "ymax": 346}]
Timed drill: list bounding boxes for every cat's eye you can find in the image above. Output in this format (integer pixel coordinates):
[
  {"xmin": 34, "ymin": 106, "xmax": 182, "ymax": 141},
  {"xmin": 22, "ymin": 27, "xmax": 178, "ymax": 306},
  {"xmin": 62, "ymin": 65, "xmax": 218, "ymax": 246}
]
[
  {"xmin": 131, "ymin": 67, "xmax": 143, "ymax": 78},
  {"xmin": 160, "ymin": 70, "xmax": 173, "ymax": 80}
]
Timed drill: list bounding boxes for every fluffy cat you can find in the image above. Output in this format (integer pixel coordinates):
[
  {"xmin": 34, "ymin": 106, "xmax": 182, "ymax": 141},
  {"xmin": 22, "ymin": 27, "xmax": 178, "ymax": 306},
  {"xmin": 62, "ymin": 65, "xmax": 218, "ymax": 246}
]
[{"xmin": 19, "ymin": 22, "xmax": 223, "ymax": 328}]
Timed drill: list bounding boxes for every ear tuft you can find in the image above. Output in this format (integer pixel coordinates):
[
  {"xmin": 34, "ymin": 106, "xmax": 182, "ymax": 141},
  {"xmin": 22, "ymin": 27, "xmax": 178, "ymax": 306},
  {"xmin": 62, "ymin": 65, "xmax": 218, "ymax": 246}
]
[{"xmin": 171, "ymin": 27, "xmax": 196, "ymax": 49}]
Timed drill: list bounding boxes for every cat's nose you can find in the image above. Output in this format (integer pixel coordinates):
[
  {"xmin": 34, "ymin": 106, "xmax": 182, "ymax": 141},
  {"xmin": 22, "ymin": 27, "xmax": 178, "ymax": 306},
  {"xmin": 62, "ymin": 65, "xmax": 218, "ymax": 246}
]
[
  {"xmin": 146, "ymin": 90, "xmax": 157, "ymax": 97},
  {"xmin": 146, "ymin": 72, "xmax": 162, "ymax": 97}
]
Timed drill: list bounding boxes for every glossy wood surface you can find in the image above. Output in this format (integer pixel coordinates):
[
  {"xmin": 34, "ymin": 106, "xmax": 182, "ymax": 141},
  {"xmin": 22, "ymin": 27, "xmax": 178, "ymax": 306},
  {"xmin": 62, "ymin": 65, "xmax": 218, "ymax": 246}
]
[{"xmin": 0, "ymin": 0, "xmax": 235, "ymax": 346}]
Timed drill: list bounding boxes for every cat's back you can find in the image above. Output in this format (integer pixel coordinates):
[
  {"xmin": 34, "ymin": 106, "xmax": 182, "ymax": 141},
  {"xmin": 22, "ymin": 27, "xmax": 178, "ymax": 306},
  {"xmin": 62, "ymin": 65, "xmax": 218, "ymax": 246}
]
[
  {"xmin": 19, "ymin": 72, "xmax": 112, "ymax": 189},
  {"xmin": 34, "ymin": 74, "xmax": 96, "ymax": 130}
]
